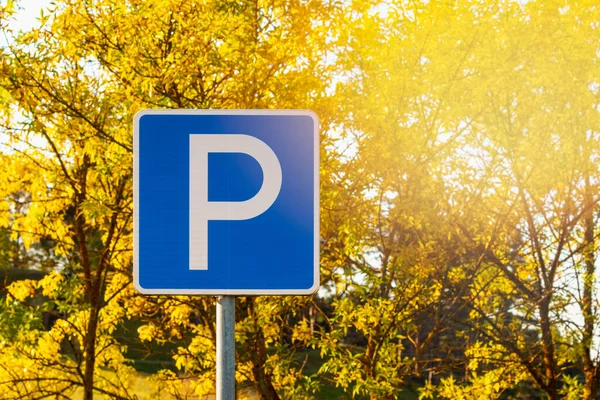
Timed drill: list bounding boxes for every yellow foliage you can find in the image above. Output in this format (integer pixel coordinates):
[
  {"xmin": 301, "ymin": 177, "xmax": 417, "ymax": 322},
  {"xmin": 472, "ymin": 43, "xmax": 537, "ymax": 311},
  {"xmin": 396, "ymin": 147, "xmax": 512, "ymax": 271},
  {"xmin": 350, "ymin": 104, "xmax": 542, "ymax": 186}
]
[
  {"xmin": 138, "ymin": 323, "xmax": 160, "ymax": 342},
  {"xmin": 37, "ymin": 270, "xmax": 63, "ymax": 298},
  {"xmin": 7, "ymin": 280, "xmax": 37, "ymax": 302},
  {"xmin": 292, "ymin": 319, "xmax": 313, "ymax": 344}
]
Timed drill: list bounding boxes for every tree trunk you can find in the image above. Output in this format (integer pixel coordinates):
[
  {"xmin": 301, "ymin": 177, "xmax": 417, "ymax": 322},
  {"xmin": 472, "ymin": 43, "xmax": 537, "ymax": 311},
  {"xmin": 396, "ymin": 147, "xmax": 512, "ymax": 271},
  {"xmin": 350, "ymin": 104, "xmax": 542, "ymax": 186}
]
[
  {"xmin": 251, "ymin": 330, "xmax": 280, "ymax": 400},
  {"xmin": 83, "ymin": 299, "xmax": 99, "ymax": 400},
  {"xmin": 584, "ymin": 371, "xmax": 598, "ymax": 400},
  {"xmin": 248, "ymin": 299, "xmax": 280, "ymax": 400},
  {"xmin": 76, "ymin": 158, "xmax": 99, "ymax": 400},
  {"xmin": 539, "ymin": 296, "xmax": 559, "ymax": 400},
  {"xmin": 582, "ymin": 177, "xmax": 598, "ymax": 400}
]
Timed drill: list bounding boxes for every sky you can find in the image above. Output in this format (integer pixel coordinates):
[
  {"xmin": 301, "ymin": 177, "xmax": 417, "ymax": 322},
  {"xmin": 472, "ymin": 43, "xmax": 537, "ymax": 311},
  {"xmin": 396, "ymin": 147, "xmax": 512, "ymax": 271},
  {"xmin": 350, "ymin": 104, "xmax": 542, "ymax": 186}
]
[{"xmin": 10, "ymin": 0, "xmax": 52, "ymax": 33}]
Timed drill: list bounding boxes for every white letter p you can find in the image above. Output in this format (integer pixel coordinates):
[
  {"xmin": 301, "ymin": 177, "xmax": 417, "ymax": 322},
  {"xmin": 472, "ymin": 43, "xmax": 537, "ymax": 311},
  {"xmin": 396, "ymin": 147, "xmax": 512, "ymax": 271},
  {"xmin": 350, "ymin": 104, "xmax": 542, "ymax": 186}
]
[{"xmin": 189, "ymin": 134, "xmax": 282, "ymax": 270}]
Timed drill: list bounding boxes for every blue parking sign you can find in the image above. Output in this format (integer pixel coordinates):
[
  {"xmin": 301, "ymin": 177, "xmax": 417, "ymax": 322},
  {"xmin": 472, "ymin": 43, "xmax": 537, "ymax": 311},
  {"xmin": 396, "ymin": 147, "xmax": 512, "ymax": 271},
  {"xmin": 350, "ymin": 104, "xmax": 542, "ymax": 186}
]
[{"xmin": 134, "ymin": 110, "xmax": 319, "ymax": 295}]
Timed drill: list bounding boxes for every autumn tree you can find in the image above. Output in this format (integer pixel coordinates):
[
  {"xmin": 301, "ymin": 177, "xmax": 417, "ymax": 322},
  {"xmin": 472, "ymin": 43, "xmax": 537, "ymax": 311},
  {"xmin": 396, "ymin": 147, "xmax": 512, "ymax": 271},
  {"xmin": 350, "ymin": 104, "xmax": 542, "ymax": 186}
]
[
  {"xmin": 403, "ymin": 1, "xmax": 600, "ymax": 399},
  {"xmin": 319, "ymin": 1, "xmax": 600, "ymax": 399},
  {"xmin": 316, "ymin": 1, "xmax": 484, "ymax": 397},
  {"xmin": 0, "ymin": 0, "xmax": 337, "ymax": 398}
]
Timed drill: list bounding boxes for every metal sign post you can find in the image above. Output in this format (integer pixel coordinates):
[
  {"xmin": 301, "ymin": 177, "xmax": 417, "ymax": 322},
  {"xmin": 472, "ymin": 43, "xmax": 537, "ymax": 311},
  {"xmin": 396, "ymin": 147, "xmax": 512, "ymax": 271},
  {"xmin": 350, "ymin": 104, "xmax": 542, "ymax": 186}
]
[{"xmin": 216, "ymin": 296, "xmax": 235, "ymax": 400}]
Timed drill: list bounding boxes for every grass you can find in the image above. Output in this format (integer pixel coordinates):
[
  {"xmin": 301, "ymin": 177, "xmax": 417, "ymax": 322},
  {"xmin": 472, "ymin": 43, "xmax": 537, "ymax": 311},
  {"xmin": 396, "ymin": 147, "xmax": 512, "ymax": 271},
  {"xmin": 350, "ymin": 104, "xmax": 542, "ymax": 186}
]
[{"xmin": 67, "ymin": 367, "xmax": 418, "ymax": 400}]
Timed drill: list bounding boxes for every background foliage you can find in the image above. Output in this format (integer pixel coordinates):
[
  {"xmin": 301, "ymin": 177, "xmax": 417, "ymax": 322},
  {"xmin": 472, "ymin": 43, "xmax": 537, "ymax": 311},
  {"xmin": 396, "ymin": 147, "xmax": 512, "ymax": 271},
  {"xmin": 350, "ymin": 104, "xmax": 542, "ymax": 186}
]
[{"xmin": 0, "ymin": 0, "xmax": 598, "ymax": 399}]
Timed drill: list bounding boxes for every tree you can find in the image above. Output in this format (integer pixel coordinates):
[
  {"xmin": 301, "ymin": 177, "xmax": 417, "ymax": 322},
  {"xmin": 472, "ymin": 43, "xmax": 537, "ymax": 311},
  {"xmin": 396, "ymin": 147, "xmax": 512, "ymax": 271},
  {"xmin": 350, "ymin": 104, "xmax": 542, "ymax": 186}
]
[
  {"xmin": 319, "ymin": 1, "xmax": 600, "ymax": 399},
  {"xmin": 407, "ymin": 1, "xmax": 600, "ymax": 398},
  {"xmin": 316, "ymin": 1, "xmax": 483, "ymax": 397},
  {"xmin": 0, "ymin": 0, "xmax": 337, "ymax": 398}
]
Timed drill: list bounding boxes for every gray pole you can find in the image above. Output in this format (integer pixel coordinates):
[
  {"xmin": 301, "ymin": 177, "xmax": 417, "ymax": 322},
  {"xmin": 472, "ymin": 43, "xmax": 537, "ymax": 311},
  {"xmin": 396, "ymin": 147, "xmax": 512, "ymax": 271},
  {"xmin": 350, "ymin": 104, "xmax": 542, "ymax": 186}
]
[{"xmin": 216, "ymin": 296, "xmax": 236, "ymax": 400}]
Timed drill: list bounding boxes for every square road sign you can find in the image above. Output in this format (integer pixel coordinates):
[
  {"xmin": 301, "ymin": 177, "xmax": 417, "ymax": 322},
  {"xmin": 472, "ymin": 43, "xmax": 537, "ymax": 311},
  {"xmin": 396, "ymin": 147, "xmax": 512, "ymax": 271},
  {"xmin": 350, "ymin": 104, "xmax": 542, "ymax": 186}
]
[{"xmin": 134, "ymin": 110, "xmax": 319, "ymax": 295}]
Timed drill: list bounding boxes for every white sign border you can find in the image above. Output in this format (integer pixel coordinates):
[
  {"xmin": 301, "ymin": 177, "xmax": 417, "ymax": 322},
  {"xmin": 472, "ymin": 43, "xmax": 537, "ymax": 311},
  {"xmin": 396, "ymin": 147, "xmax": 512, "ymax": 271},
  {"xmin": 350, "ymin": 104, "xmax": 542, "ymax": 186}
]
[{"xmin": 133, "ymin": 109, "xmax": 320, "ymax": 295}]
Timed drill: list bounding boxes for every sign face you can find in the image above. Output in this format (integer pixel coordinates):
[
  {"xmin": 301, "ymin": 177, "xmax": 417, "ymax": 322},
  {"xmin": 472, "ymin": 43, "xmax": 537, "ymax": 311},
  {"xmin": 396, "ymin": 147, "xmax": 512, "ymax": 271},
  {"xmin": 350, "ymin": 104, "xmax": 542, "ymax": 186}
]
[{"xmin": 134, "ymin": 110, "xmax": 319, "ymax": 295}]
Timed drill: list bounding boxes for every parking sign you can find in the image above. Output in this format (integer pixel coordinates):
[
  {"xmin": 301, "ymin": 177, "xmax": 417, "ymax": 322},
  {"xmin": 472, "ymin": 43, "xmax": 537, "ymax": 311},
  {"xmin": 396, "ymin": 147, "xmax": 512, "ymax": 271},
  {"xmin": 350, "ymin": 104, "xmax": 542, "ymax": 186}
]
[{"xmin": 134, "ymin": 110, "xmax": 319, "ymax": 295}]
